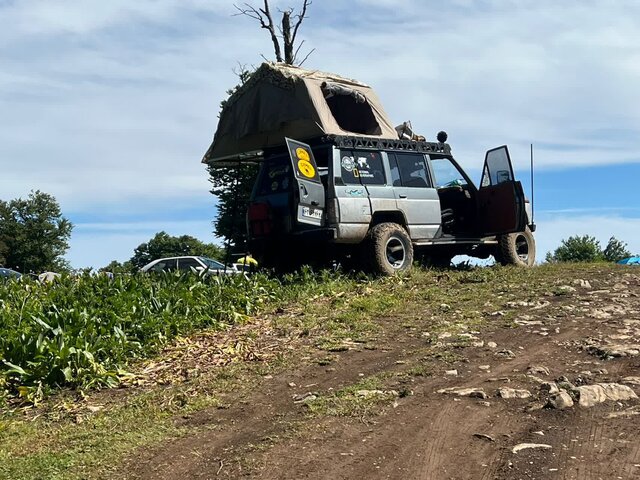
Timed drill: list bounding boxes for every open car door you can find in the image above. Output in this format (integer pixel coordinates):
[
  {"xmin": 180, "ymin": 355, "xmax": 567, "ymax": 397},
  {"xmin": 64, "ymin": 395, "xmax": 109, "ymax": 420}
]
[
  {"xmin": 285, "ymin": 138, "xmax": 326, "ymax": 226},
  {"xmin": 477, "ymin": 146, "xmax": 527, "ymax": 236}
]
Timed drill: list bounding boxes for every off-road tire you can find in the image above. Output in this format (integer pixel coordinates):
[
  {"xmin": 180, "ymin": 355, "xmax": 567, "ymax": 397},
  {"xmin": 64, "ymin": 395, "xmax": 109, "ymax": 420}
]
[
  {"xmin": 366, "ymin": 222, "xmax": 414, "ymax": 276},
  {"xmin": 495, "ymin": 227, "xmax": 536, "ymax": 267}
]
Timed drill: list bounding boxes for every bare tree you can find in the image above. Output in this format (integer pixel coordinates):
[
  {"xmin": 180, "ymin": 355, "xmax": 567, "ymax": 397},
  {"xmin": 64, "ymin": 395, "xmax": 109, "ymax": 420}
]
[{"xmin": 234, "ymin": 0, "xmax": 314, "ymax": 65}]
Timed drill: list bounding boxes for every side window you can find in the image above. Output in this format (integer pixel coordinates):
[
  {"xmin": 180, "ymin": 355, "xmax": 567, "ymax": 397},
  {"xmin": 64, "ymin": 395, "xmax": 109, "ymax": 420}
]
[
  {"xmin": 387, "ymin": 154, "xmax": 402, "ymax": 187},
  {"xmin": 152, "ymin": 258, "xmax": 177, "ymax": 272},
  {"xmin": 340, "ymin": 150, "xmax": 385, "ymax": 185},
  {"xmin": 430, "ymin": 156, "xmax": 469, "ymax": 188},
  {"xmin": 483, "ymin": 147, "xmax": 514, "ymax": 186},
  {"xmin": 257, "ymin": 156, "xmax": 292, "ymax": 195},
  {"xmin": 178, "ymin": 258, "xmax": 201, "ymax": 271},
  {"xmin": 393, "ymin": 153, "xmax": 431, "ymax": 188}
]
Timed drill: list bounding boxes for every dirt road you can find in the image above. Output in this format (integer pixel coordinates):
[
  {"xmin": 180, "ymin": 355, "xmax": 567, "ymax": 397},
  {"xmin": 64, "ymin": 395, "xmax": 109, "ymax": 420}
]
[{"xmin": 125, "ymin": 268, "xmax": 640, "ymax": 480}]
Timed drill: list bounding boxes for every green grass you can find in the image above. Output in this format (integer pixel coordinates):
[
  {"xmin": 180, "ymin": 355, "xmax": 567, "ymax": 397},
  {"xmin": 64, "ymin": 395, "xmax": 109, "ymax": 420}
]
[
  {"xmin": 0, "ymin": 367, "xmax": 243, "ymax": 480},
  {"xmin": 0, "ymin": 263, "xmax": 625, "ymax": 479},
  {"xmin": 304, "ymin": 373, "xmax": 396, "ymax": 418}
]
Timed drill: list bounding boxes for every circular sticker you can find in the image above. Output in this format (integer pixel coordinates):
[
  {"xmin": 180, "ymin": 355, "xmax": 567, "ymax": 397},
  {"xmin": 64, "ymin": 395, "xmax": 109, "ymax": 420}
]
[
  {"xmin": 296, "ymin": 147, "xmax": 310, "ymax": 162},
  {"xmin": 297, "ymin": 159, "xmax": 316, "ymax": 178},
  {"xmin": 341, "ymin": 156, "xmax": 355, "ymax": 171}
]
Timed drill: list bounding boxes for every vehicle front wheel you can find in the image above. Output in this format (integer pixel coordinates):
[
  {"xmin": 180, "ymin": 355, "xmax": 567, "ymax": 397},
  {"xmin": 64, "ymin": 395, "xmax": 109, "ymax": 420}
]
[
  {"xmin": 495, "ymin": 227, "xmax": 536, "ymax": 267},
  {"xmin": 366, "ymin": 222, "xmax": 414, "ymax": 275}
]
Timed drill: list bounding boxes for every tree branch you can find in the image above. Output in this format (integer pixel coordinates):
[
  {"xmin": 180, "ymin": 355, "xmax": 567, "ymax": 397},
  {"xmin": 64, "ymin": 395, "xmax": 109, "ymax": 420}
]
[
  {"xmin": 291, "ymin": 0, "xmax": 311, "ymax": 46},
  {"xmin": 233, "ymin": 1, "xmax": 283, "ymax": 62},
  {"xmin": 260, "ymin": 0, "xmax": 282, "ymax": 62},
  {"xmin": 297, "ymin": 47, "xmax": 315, "ymax": 67}
]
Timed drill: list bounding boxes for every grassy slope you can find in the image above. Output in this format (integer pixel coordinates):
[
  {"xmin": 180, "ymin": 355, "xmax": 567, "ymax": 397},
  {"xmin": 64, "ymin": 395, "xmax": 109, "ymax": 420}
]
[{"xmin": 0, "ymin": 263, "xmax": 621, "ymax": 480}]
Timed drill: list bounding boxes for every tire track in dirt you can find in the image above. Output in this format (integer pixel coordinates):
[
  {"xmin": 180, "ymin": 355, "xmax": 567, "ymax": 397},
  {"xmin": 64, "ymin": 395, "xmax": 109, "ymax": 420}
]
[
  {"xmin": 123, "ymin": 268, "xmax": 640, "ymax": 480},
  {"xmin": 124, "ymin": 341, "xmax": 421, "ymax": 480}
]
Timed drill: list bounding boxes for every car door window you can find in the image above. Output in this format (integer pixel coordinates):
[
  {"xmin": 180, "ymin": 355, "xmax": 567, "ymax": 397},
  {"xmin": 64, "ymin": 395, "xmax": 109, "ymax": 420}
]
[
  {"xmin": 151, "ymin": 258, "xmax": 177, "ymax": 272},
  {"xmin": 387, "ymin": 154, "xmax": 402, "ymax": 186},
  {"xmin": 178, "ymin": 258, "xmax": 201, "ymax": 271},
  {"xmin": 390, "ymin": 153, "xmax": 431, "ymax": 188},
  {"xmin": 481, "ymin": 146, "xmax": 514, "ymax": 186},
  {"xmin": 340, "ymin": 150, "xmax": 385, "ymax": 185},
  {"xmin": 430, "ymin": 157, "xmax": 469, "ymax": 188},
  {"xmin": 257, "ymin": 155, "xmax": 292, "ymax": 195}
]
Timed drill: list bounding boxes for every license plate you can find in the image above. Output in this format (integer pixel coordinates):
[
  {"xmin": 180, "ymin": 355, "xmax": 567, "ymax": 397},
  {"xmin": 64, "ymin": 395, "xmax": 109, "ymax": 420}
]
[{"xmin": 302, "ymin": 206, "xmax": 322, "ymax": 219}]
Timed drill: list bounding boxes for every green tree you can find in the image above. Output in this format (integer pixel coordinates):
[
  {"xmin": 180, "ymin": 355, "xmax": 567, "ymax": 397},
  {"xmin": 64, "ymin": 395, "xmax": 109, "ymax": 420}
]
[
  {"xmin": 602, "ymin": 236, "xmax": 632, "ymax": 262},
  {"xmin": 0, "ymin": 238, "xmax": 7, "ymax": 266},
  {"xmin": 100, "ymin": 260, "xmax": 135, "ymax": 274},
  {"xmin": 546, "ymin": 234, "xmax": 634, "ymax": 263},
  {"xmin": 208, "ymin": 163, "xmax": 258, "ymax": 253},
  {"xmin": 0, "ymin": 190, "xmax": 73, "ymax": 273},
  {"xmin": 129, "ymin": 231, "xmax": 225, "ymax": 270},
  {"xmin": 545, "ymin": 235, "xmax": 603, "ymax": 263}
]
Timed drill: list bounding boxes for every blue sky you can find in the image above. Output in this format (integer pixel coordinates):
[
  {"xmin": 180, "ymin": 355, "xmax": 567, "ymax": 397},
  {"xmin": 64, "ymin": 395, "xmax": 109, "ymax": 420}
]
[{"xmin": 1, "ymin": 0, "xmax": 639, "ymax": 268}]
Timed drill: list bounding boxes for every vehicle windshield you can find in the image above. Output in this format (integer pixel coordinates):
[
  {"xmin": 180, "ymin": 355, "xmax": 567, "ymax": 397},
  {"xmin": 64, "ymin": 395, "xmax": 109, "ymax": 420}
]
[
  {"xmin": 199, "ymin": 257, "xmax": 225, "ymax": 269},
  {"xmin": 429, "ymin": 156, "xmax": 469, "ymax": 188}
]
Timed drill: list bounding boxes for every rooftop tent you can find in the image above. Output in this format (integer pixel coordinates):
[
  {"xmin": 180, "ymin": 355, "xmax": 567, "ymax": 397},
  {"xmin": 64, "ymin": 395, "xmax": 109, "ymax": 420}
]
[{"xmin": 202, "ymin": 63, "xmax": 398, "ymax": 164}]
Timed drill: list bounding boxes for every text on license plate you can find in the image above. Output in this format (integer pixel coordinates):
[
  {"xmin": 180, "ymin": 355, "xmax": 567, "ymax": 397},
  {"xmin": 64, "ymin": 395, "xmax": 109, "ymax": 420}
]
[{"xmin": 302, "ymin": 207, "xmax": 322, "ymax": 219}]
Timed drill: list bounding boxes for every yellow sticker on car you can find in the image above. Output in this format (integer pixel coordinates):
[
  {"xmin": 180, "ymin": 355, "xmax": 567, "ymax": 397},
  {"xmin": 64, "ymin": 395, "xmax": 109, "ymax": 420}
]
[
  {"xmin": 296, "ymin": 147, "xmax": 310, "ymax": 162},
  {"xmin": 297, "ymin": 159, "xmax": 316, "ymax": 178}
]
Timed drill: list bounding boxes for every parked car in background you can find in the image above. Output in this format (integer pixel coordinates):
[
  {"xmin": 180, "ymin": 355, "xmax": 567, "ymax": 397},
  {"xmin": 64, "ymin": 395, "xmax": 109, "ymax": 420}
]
[
  {"xmin": 0, "ymin": 267, "xmax": 22, "ymax": 279},
  {"xmin": 140, "ymin": 256, "xmax": 238, "ymax": 275}
]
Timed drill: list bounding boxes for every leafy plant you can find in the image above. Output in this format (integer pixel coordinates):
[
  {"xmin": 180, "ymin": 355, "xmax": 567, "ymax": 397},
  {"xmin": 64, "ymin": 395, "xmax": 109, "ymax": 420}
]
[
  {"xmin": 545, "ymin": 235, "xmax": 603, "ymax": 263},
  {"xmin": 602, "ymin": 236, "xmax": 632, "ymax": 262},
  {"xmin": 0, "ymin": 190, "xmax": 72, "ymax": 273},
  {"xmin": 545, "ymin": 235, "xmax": 632, "ymax": 263},
  {"xmin": 0, "ymin": 272, "xmax": 284, "ymax": 404}
]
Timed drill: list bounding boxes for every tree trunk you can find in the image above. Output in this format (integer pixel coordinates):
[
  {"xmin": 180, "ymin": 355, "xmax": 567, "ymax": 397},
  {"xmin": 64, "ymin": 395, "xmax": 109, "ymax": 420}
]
[{"xmin": 282, "ymin": 11, "xmax": 294, "ymax": 64}]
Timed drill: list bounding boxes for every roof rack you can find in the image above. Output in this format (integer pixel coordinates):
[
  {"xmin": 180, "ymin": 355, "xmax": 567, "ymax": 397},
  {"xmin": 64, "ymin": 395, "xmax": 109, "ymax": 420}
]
[{"xmin": 327, "ymin": 135, "xmax": 451, "ymax": 155}]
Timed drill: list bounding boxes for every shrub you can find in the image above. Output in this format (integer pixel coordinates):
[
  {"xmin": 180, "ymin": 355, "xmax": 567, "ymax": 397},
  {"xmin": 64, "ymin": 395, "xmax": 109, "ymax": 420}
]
[
  {"xmin": 545, "ymin": 235, "xmax": 603, "ymax": 263},
  {"xmin": 602, "ymin": 236, "xmax": 632, "ymax": 262},
  {"xmin": 546, "ymin": 235, "xmax": 633, "ymax": 263}
]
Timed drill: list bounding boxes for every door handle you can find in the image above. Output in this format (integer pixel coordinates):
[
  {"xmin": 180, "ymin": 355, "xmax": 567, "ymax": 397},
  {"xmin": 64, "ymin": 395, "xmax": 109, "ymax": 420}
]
[
  {"xmin": 311, "ymin": 200, "xmax": 319, "ymax": 206},
  {"xmin": 399, "ymin": 194, "xmax": 408, "ymax": 199}
]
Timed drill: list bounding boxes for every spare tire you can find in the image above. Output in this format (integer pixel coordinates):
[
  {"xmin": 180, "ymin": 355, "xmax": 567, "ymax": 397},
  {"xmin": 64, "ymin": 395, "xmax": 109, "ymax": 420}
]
[
  {"xmin": 495, "ymin": 227, "xmax": 536, "ymax": 267},
  {"xmin": 366, "ymin": 222, "xmax": 414, "ymax": 275}
]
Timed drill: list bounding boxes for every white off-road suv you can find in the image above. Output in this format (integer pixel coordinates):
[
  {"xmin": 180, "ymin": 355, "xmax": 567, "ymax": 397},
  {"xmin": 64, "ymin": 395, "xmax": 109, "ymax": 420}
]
[{"xmin": 246, "ymin": 134, "xmax": 535, "ymax": 275}]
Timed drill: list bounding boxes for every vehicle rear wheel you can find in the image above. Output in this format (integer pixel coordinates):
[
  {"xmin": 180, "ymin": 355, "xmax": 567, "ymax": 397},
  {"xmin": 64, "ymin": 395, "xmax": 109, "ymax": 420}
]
[
  {"xmin": 366, "ymin": 222, "xmax": 414, "ymax": 275},
  {"xmin": 495, "ymin": 227, "xmax": 536, "ymax": 267}
]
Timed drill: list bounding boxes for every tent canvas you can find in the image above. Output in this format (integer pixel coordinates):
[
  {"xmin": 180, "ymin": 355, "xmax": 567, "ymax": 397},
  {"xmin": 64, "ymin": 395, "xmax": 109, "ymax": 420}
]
[
  {"xmin": 202, "ymin": 63, "xmax": 398, "ymax": 164},
  {"xmin": 617, "ymin": 256, "xmax": 640, "ymax": 265}
]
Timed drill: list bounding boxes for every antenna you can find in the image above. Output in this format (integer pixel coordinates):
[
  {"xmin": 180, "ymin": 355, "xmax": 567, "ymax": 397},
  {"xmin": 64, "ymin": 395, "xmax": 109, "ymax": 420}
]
[{"xmin": 530, "ymin": 143, "xmax": 535, "ymax": 225}]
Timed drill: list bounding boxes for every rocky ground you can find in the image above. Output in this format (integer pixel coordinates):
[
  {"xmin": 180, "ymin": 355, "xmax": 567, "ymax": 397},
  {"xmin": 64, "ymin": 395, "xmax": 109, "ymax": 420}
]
[{"xmin": 121, "ymin": 267, "xmax": 640, "ymax": 480}]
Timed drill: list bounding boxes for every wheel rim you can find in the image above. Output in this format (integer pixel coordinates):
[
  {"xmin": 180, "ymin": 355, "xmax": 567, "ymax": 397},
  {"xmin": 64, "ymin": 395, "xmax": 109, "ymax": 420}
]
[
  {"xmin": 515, "ymin": 234, "xmax": 529, "ymax": 262},
  {"xmin": 386, "ymin": 236, "xmax": 406, "ymax": 269}
]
